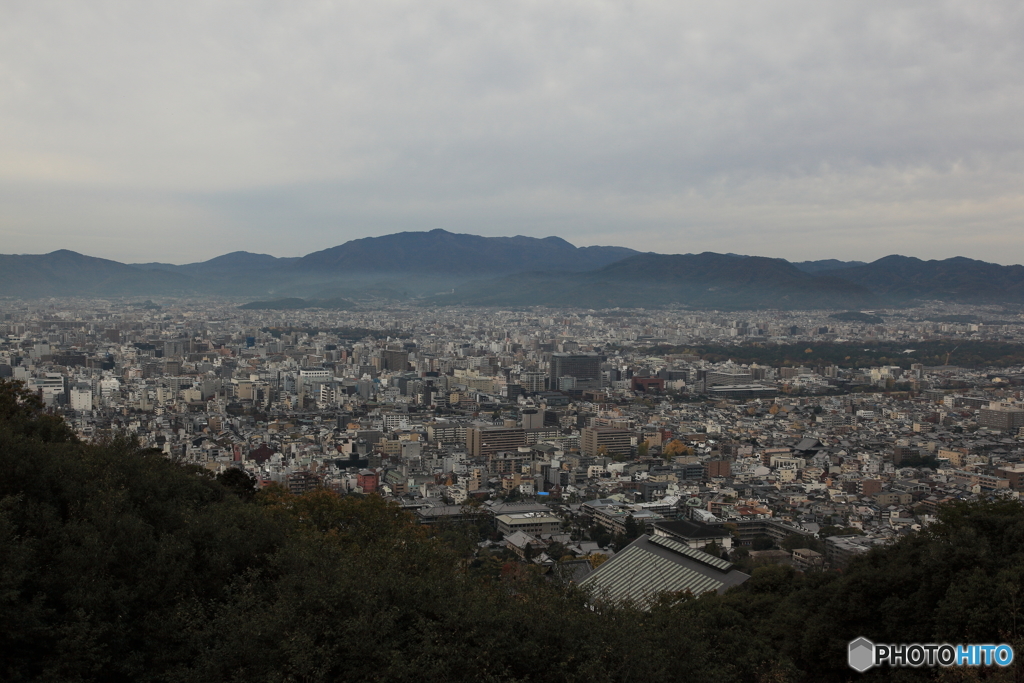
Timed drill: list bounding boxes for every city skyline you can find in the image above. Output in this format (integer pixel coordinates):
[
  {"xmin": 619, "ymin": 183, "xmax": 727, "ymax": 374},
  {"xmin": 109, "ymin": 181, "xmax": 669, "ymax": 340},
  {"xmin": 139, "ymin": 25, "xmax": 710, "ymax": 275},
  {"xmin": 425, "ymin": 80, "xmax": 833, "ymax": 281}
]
[{"xmin": 2, "ymin": 2, "xmax": 1023, "ymax": 264}]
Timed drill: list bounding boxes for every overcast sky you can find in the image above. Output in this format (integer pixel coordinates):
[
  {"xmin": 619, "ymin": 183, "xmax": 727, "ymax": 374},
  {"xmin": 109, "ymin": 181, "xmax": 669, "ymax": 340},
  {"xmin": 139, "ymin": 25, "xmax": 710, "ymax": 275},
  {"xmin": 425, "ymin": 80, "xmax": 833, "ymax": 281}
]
[{"xmin": 2, "ymin": 1, "xmax": 1022, "ymax": 264}]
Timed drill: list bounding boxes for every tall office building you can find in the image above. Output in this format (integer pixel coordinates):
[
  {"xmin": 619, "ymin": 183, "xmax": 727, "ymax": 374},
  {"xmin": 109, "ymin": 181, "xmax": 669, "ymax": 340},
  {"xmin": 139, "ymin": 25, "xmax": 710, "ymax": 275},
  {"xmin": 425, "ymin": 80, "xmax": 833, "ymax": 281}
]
[
  {"xmin": 466, "ymin": 426, "xmax": 527, "ymax": 457},
  {"xmin": 549, "ymin": 353, "xmax": 602, "ymax": 390},
  {"xmin": 979, "ymin": 403, "xmax": 1024, "ymax": 432},
  {"xmin": 521, "ymin": 408, "xmax": 544, "ymax": 430},
  {"xmin": 703, "ymin": 369, "xmax": 753, "ymax": 387},
  {"xmin": 520, "ymin": 371, "xmax": 547, "ymax": 393},
  {"xmin": 382, "ymin": 348, "xmax": 409, "ymax": 372},
  {"xmin": 581, "ymin": 427, "xmax": 632, "ymax": 458}
]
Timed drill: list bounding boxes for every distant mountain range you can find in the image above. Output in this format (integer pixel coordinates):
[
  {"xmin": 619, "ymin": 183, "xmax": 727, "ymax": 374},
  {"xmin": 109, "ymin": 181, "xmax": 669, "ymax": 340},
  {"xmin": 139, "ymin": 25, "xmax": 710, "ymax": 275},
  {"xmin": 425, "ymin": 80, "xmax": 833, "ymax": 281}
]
[
  {"xmin": 1, "ymin": 230, "xmax": 1022, "ymax": 310},
  {"xmin": 0, "ymin": 231, "xmax": 639, "ymax": 301},
  {"xmin": 824, "ymin": 255, "xmax": 1024, "ymax": 303},
  {"xmin": 294, "ymin": 229, "xmax": 638, "ymax": 274},
  {"xmin": 432, "ymin": 253, "xmax": 878, "ymax": 310},
  {"xmin": 792, "ymin": 258, "xmax": 866, "ymax": 273},
  {"xmin": 237, "ymin": 297, "xmax": 357, "ymax": 311},
  {"xmin": 0, "ymin": 250, "xmax": 193, "ymax": 298},
  {"xmin": 134, "ymin": 251, "xmax": 299, "ymax": 275}
]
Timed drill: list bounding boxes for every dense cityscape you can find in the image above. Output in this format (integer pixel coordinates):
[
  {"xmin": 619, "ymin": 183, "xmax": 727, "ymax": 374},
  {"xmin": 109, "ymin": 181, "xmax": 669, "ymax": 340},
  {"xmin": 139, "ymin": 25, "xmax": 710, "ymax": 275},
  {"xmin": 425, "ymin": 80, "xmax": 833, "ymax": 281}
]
[
  {"xmin": 5, "ymin": 1, "xmax": 1023, "ymax": 678},
  {"xmin": 5, "ymin": 295, "xmax": 1024, "ymax": 600}
]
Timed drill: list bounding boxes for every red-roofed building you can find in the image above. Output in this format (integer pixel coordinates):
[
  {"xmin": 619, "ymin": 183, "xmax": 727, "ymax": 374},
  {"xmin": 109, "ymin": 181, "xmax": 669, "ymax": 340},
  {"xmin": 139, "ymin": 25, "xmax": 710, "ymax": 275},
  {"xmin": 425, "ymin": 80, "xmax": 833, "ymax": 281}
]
[{"xmin": 632, "ymin": 377, "xmax": 665, "ymax": 393}]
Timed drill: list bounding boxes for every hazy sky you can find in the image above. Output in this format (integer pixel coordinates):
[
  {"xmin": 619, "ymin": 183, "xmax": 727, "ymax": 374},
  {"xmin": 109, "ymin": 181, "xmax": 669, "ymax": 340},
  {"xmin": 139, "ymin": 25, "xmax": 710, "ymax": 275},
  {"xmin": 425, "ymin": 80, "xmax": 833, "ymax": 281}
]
[{"xmin": 2, "ymin": 1, "xmax": 1023, "ymax": 264}]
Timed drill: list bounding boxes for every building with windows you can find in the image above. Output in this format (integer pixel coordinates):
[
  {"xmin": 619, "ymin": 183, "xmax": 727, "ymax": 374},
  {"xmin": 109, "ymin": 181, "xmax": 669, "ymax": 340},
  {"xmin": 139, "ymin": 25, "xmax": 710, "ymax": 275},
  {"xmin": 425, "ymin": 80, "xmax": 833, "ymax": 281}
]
[
  {"xmin": 996, "ymin": 464, "xmax": 1024, "ymax": 490},
  {"xmin": 652, "ymin": 519, "xmax": 733, "ymax": 550},
  {"xmin": 382, "ymin": 348, "xmax": 410, "ymax": 371},
  {"xmin": 824, "ymin": 534, "xmax": 885, "ymax": 569},
  {"xmin": 520, "ymin": 371, "xmax": 547, "ymax": 393},
  {"xmin": 979, "ymin": 402, "xmax": 1024, "ymax": 432},
  {"xmin": 581, "ymin": 426, "xmax": 632, "ymax": 458},
  {"xmin": 297, "ymin": 368, "xmax": 331, "ymax": 394},
  {"xmin": 495, "ymin": 512, "xmax": 562, "ymax": 537},
  {"xmin": 549, "ymin": 353, "xmax": 602, "ymax": 390},
  {"xmin": 466, "ymin": 426, "xmax": 526, "ymax": 457}
]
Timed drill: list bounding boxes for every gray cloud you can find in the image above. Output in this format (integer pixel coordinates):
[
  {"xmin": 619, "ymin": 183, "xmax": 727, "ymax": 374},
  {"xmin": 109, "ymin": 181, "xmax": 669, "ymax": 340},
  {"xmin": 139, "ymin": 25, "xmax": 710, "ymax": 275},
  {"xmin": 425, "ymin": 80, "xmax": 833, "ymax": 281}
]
[{"xmin": 1, "ymin": 0, "xmax": 1022, "ymax": 264}]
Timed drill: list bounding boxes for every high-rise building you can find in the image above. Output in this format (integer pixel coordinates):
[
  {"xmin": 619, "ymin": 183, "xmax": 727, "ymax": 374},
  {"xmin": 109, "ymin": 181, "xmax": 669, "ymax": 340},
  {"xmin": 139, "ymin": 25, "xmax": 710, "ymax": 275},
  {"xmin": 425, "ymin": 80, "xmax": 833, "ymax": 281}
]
[
  {"xmin": 163, "ymin": 339, "xmax": 186, "ymax": 358},
  {"xmin": 297, "ymin": 368, "xmax": 331, "ymax": 393},
  {"xmin": 466, "ymin": 426, "xmax": 527, "ymax": 457},
  {"xmin": 581, "ymin": 427, "xmax": 632, "ymax": 458},
  {"xmin": 706, "ymin": 460, "xmax": 731, "ymax": 478},
  {"xmin": 382, "ymin": 349, "xmax": 409, "ymax": 372},
  {"xmin": 69, "ymin": 384, "xmax": 93, "ymax": 411},
  {"xmin": 521, "ymin": 408, "xmax": 544, "ymax": 430},
  {"xmin": 704, "ymin": 369, "xmax": 754, "ymax": 387},
  {"xmin": 548, "ymin": 353, "xmax": 602, "ymax": 390},
  {"xmin": 979, "ymin": 403, "xmax": 1024, "ymax": 432},
  {"xmin": 520, "ymin": 371, "xmax": 547, "ymax": 393}
]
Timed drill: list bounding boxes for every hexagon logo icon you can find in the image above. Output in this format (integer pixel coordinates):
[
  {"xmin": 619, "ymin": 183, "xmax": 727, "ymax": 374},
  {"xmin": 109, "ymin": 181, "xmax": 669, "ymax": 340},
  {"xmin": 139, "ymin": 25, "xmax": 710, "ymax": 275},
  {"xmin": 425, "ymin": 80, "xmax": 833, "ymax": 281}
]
[{"xmin": 848, "ymin": 637, "xmax": 875, "ymax": 672}]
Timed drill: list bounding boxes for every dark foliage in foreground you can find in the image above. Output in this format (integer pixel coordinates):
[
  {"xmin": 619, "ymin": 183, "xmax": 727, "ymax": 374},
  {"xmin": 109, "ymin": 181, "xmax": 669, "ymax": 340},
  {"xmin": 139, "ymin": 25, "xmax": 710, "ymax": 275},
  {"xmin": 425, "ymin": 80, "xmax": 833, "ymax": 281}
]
[{"xmin": 1, "ymin": 378, "xmax": 1021, "ymax": 682}]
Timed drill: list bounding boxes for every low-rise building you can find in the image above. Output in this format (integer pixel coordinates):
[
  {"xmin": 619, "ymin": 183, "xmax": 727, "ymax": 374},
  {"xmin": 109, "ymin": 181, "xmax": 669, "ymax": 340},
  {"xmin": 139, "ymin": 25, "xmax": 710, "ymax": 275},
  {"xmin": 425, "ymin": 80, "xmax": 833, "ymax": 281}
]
[{"xmin": 495, "ymin": 512, "xmax": 562, "ymax": 537}]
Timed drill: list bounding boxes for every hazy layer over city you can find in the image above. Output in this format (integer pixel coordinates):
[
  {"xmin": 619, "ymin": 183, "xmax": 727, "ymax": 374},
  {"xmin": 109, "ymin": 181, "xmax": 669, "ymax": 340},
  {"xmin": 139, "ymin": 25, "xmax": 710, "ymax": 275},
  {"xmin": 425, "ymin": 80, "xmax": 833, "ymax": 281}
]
[{"xmin": 2, "ymin": 1, "xmax": 1023, "ymax": 264}]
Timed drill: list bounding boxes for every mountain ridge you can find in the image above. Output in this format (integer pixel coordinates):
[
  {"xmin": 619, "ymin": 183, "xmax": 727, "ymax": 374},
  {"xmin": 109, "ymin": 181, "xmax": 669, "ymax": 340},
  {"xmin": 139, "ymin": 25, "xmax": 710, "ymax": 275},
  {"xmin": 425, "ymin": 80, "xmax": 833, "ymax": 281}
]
[
  {"xmin": 0, "ymin": 250, "xmax": 194, "ymax": 298},
  {"xmin": 133, "ymin": 251, "xmax": 300, "ymax": 275},
  {"xmin": 3, "ymin": 232, "xmax": 1024, "ymax": 308},
  {"xmin": 430, "ymin": 252, "xmax": 880, "ymax": 310},
  {"xmin": 294, "ymin": 229, "xmax": 640, "ymax": 273}
]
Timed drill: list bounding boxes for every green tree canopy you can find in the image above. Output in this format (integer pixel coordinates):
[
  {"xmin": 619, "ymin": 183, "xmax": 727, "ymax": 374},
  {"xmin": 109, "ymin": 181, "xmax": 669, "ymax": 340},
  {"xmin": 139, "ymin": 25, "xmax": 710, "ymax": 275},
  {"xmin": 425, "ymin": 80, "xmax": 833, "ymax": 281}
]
[{"xmin": 4, "ymin": 379, "xmax": 1024, "ymax": 682}]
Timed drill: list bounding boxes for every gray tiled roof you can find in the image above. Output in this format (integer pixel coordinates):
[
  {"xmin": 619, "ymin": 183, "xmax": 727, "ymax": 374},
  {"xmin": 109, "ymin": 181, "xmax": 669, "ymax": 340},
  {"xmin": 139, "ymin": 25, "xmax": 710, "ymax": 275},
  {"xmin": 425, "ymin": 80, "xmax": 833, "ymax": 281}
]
[
  {"xmin": 580, "ymin": 534, "xmax": 749, "ymax": 608},
  {"xmin": 648, "ymin": 534, "xmax": 734, "ymax": 571}
]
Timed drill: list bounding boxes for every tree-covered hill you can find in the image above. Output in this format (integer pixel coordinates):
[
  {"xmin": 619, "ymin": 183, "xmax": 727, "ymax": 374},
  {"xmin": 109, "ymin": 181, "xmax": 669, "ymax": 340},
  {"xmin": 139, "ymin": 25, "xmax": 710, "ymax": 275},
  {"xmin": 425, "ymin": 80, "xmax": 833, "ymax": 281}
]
[{"xmin": 2, "ymin": 378, "xmax": 1023, "ymax": 682}]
